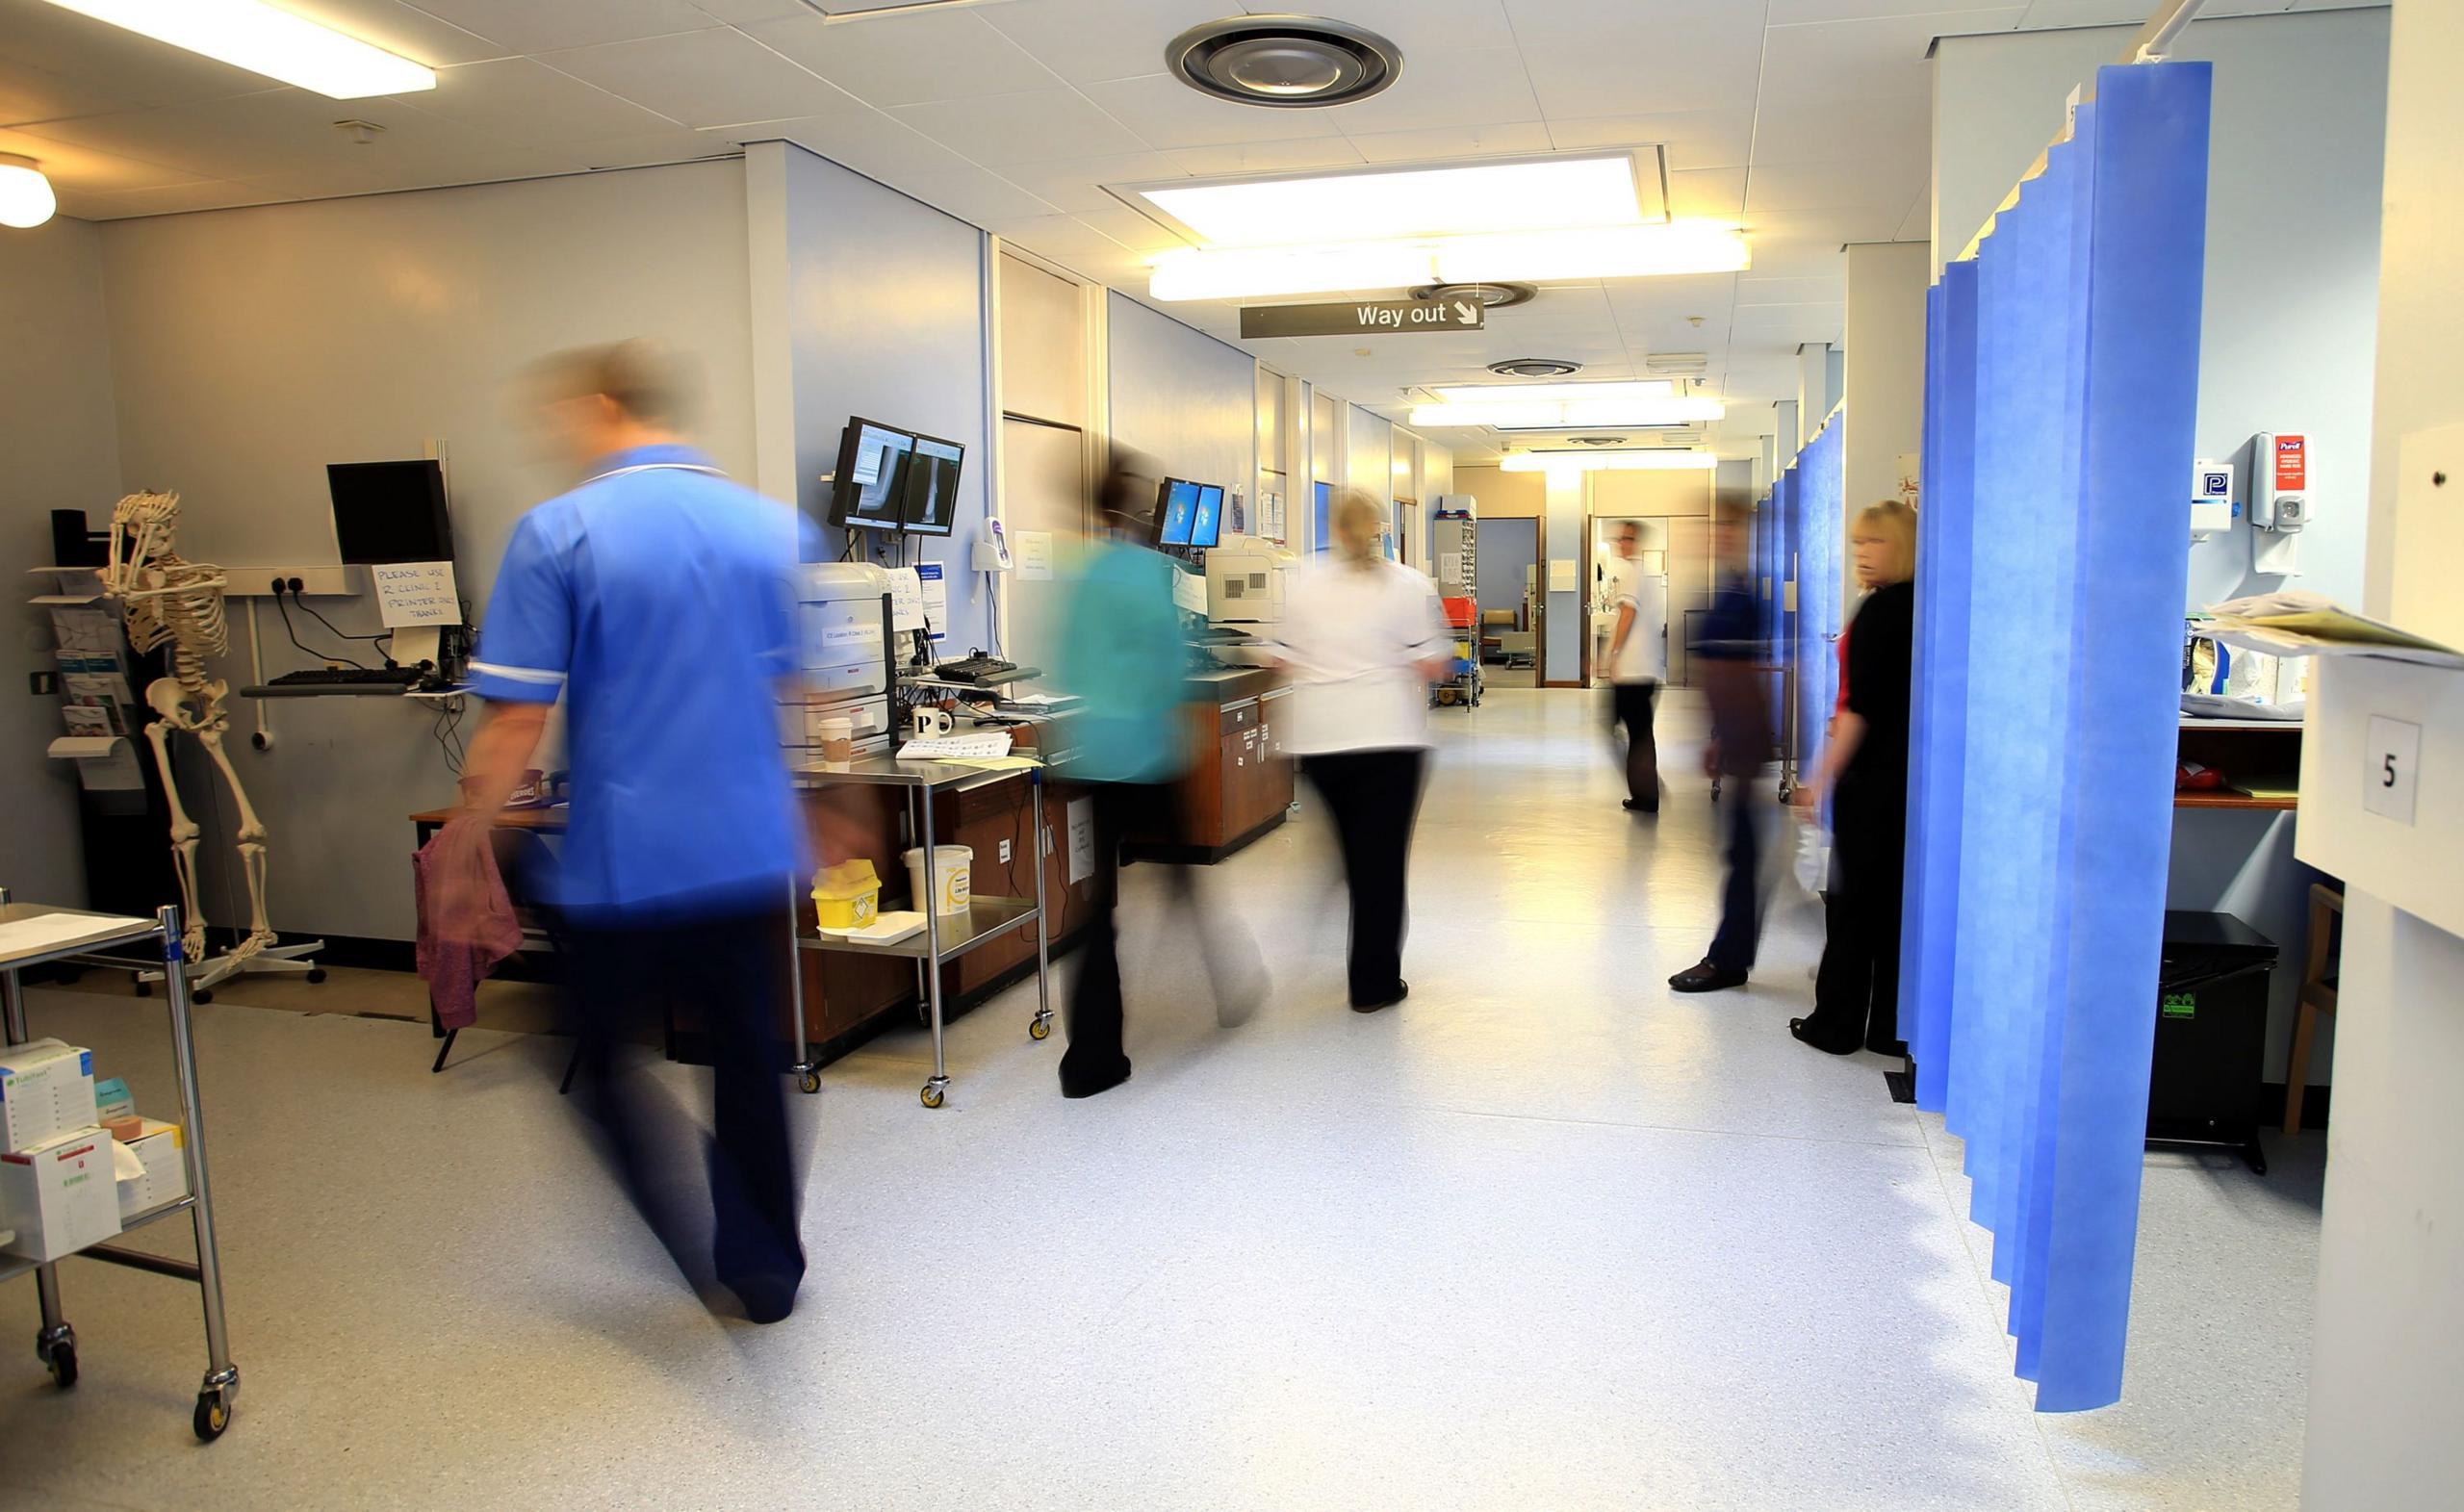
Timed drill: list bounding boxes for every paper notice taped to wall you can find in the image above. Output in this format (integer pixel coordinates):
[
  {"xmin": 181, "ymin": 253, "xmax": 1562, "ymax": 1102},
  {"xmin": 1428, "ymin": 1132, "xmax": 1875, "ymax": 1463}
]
[{"xmin": 370, "ymin": 561, "xmax": 461, "ymax": 628}]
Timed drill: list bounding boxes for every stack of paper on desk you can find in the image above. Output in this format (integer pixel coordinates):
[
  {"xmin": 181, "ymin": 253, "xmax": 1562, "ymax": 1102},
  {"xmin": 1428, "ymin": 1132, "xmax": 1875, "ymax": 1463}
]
[
  {"xmin": 2205, "ymin": 591, "xmax": 2464, "ymax": 669},
  {"xmin": 897, "ymin": 732, "xmax": 1012, "ymax": 761}
]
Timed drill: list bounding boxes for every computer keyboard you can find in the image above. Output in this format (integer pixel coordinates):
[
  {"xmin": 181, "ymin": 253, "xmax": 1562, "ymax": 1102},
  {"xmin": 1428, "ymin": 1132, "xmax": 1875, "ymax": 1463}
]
[
  {"xmin": 933, "ymin": 653, "xmax": 1021, "ymax": 684},
  {"xmin": 266, "ymin": 667, "xmax": 424, "ymax": 690}
]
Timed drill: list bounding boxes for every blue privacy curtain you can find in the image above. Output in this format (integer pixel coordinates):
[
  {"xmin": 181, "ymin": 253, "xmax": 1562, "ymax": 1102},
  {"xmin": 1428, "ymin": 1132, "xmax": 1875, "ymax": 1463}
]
[
  {"xmin": 1899, "ymin": 62, "xmax": 2211, "ymax": 1412},
  {"xmin": 1794, "ymin": 416, "xmax": 1845, "ymax": 778}
]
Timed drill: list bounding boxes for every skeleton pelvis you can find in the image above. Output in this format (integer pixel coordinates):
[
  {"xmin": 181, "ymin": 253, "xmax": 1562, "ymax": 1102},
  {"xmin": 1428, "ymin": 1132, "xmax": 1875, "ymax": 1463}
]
[{"xmin": 146, "ymin": 676, "xmax": 229, "ymax": 732}]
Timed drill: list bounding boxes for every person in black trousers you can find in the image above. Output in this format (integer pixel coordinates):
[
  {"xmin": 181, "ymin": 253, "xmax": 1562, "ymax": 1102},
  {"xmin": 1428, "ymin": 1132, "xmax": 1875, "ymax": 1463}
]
[
  {"xmin": 1276, "ymin": 489, "xmax": 1452, "ymax": 1012},
  {"xmin": 1791, "ymin": 500, "xmax": 1916, "ymax": 1055},
  {"xmin": 1671, "ymin": 505, "xmax": 1777, "ymax": 994}
]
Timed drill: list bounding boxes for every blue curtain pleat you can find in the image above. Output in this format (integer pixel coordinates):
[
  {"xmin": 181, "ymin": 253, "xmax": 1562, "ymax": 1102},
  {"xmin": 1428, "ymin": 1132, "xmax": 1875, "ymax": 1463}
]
[
  {"xmin": 1795, "ymin": 418, "xmax": 1845, "ymax": 779},
  {"xmin": 1900, "ymin": 62, "xmax": 2211, "ymax": 1412}
]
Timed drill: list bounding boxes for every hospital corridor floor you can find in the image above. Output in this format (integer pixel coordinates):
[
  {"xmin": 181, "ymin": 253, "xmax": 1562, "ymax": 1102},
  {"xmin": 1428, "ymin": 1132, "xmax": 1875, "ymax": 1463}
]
[{"xmin": 0, "ymin": 689, "xmax": 2321, "ymax": 1512}]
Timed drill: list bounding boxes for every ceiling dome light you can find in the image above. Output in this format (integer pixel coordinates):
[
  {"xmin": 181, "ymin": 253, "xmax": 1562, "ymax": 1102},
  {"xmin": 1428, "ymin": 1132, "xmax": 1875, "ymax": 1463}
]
[
  {"xmin": 1568, "ymin": 436, "xmax": 1628, "ymax": 447},
  {"xmin": 1168, "ymin": 16, "xmax": 1401, "ymax": 108},
  {"xmin": 0, "ymin": 154, "xmax": 56, "ymax": 229},
  {"xmin": 1417, "ymin": 282, "xmax": 1537, "ymax": 310},
  {"xmin": 1486, "ymin": 356, "xmax": 1580, "ymax": 378}
]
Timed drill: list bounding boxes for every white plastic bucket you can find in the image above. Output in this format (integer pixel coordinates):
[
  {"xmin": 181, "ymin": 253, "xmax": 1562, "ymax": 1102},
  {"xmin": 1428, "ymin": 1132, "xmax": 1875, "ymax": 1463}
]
[{"xmin": 902, "ymin": 845, "xmax": 972, "ymax": 917}]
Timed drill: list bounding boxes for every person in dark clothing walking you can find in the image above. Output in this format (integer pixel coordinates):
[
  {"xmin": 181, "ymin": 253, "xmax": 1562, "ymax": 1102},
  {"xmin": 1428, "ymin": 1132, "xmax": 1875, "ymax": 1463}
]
[
  {"xmin": 1670, "ymin": 505, "xmax": 1776, "ymax": 994},
  {"xmin": 1790, "ymin": 500, "xmax": 1917, "ymax": 1054}
]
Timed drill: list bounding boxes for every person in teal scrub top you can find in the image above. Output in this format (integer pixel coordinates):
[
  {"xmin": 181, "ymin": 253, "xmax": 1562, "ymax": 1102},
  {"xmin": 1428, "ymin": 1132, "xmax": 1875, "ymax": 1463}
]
[{"xmin": 1052, "ymin": 454, "xmax": 1264, "ymax": 1098}]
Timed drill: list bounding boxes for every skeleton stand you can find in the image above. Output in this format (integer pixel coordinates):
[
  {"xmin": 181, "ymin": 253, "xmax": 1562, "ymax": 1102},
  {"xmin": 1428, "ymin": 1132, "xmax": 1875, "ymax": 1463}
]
[{"xmin": 101, "ymin": 491, "xmax": 323, "ymax": 995}]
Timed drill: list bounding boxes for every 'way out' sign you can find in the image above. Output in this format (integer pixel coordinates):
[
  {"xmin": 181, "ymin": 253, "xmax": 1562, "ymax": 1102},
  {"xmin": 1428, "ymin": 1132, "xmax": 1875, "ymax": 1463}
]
[{"xmin": 1241, "ymin": 297, "xmax": 1485, "ymax": 339}]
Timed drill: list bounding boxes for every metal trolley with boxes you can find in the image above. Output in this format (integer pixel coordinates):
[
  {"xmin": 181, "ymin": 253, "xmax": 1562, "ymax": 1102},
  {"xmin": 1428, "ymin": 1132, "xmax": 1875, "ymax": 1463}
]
[{"xmin": 0, "ymin": 896, "xmax": 240, "ymax": 1442}]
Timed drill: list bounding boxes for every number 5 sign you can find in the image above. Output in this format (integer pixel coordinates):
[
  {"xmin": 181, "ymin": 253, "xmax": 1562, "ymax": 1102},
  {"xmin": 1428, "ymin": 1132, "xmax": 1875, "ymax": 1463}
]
[{"xmin": 2364, "ymin": 714, "xmax": 2422, "ymax": 825}]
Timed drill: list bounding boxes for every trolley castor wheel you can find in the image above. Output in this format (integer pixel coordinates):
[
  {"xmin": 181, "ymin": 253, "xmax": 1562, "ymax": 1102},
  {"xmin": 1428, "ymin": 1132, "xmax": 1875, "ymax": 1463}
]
[
  {"xmin": 134, "ymin": 979, "xmax": 152, "ymax": 997},
  {"xmin": 193, "ymin": 989, "xmax": 213, "ymax": 1004},
  {"xmin": 798, "ymin": 1068, "xmax": 821, "ymax": 1094},
  {"xmin": 305, "ymin": 967, "xmax": 326, "ymax": 985},
  {"xmin": 193, "ymin": 1390, "xmax": 231, "ymax": 1441},
  {"xmin": 1028, "ymin": 1013, "xmax": 1052, "ymax": 1041},
  {"xmin": 45, "ymin": 1341, "xmax": 77, "ymax": 1391},
  {"xmin": 920, "ymin": 1079, "xmax": 946, "ymax": 1109}
]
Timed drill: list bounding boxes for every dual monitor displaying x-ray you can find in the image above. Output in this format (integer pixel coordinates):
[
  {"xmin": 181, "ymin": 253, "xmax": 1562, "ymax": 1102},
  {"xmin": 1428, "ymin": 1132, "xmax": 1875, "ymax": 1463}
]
[{"xmin": 829, "ymin": 418, "xmax": 963, "ymax": 536}]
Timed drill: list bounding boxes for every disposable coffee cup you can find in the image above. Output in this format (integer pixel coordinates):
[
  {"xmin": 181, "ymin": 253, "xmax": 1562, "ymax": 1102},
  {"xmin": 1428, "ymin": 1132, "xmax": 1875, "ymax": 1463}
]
[{"xmin": 819, "ymin": 717, "xmax": 854, "ymax": 763}]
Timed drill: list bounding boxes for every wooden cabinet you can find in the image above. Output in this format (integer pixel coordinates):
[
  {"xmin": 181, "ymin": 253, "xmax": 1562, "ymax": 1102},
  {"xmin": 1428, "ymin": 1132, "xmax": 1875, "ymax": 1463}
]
[{"xmin": 1130, "ymin": 670, "xmax": 1294, "ymax": 862}]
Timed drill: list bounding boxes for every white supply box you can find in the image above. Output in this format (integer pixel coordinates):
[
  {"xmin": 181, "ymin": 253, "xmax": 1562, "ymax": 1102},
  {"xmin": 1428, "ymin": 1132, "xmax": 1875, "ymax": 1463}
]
[
  {"xmin": 0, "ymin": 1126, "xmax": 123, "ymax": 1262},
  {"xmin": 116, "ymin": 1118, "xmax": 189, "ymax": 1219},
  {"xmin": 0, "ymin": 1038, "xmax": 96, "ymax": 1153}
]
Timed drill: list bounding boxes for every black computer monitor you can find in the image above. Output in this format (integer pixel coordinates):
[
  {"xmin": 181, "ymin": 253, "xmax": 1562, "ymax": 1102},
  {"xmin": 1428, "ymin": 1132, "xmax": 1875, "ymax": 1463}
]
[
  {"xmin": 830, "ymin": 419, "xmax": 916, "ymax": 530},
  {"xmin": 327, "ymin": 460, "xmax": 453, "ymax": 564},
  {"xmin": 1191, "ymin": 484, "xmax": 1225, "ymax": 549},
  {"xmin": 900, "ymin": 432, "xmax": 964, "ymax": 536},
  {"xmin": 1158, "ymin": 478, "xmax": 1200, "ymax": 548}
]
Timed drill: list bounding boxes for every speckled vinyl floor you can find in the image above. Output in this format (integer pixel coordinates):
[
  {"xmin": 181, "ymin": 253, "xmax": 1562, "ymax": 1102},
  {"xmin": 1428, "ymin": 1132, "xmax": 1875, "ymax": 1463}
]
[{"xmin": 0, "ymin": 689, "xmax": 2321, "ymax": 1511}]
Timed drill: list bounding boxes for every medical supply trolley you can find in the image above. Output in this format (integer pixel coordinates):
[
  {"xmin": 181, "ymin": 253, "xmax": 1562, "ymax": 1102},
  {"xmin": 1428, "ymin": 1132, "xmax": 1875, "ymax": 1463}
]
[{"xmin": 1, "ymin": 894, "xmax": 240, "ymax": 1442}]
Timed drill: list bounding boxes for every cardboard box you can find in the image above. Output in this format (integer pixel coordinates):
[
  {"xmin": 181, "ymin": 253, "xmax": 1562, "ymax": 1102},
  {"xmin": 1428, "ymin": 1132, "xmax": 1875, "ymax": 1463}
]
[
  {"xmin": 0, "ymin": 1038, "xmax": 96, "ymax": 1153},
  {"xmin": 0, "ymin": 1127, "xmax": 123, "ymax": 1262},
  {"xmin": 116, "ymin": 1118, "xmax": 188, "ymax": 1220},
  {"xmin": 93, "ymin": 1075, "xmax": 134, "ymax": 1123}
]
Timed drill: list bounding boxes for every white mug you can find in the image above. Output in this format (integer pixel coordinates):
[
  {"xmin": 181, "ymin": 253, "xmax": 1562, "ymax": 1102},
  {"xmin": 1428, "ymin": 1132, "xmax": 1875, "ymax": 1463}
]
[{"xmin": 911, "ymin": 706, "xmax": 953, "ymax": 738}]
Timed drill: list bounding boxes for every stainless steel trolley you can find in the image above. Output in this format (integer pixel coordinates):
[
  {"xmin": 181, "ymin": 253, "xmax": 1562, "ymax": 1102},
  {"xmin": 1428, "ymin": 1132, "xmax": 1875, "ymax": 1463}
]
[
  {"xmin": 0, "ymin": 895, "xmax": 239, "ymax": 1442},
  {"xmin": 785, "ymin": 756, "xmax": 1055, "ymax": 1108}
]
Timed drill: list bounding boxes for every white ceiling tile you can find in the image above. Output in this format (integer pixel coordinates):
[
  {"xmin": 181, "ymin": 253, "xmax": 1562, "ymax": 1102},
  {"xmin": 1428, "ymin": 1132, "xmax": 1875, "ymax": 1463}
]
[
  {"xmin": 1668, "ymin": 167, "xmax": 1746, "ymax": 217},
  {"xmin": 1301, "ymin": 0, "xmax": 1520, "ymax": 49},
  {"xmin": 1752, "ymin": 92, "xmax": 1930, "ymax": 167},
  {"xmin": 1733, "ymin": 237, "xmax": 1852, "ymax": 280},
  {"xmin": 895, "ymin": 165, "xmax": 1061, "ymax": 225},
  {"xmin": 1736, "ymin": 275, "xmax": 1847, "ymax": 305},
  {"xmin": 892, "ymin": 88, "xmax": 1149, "ymax": 165},
  {"xmin": 565, "ymin": 128, "xmax": 743, "ymax": 170},
  {"xmin": 1163, "ymin": 137, "xmax": 1366, "ymax": 177},
  {"xmin": 406, "ymin": 0, "xmax": 720, "ymax": 54},
  {"xmin": 1522, "ymin": 39, "xmax": 1761, "ymax": 120},
  {"xmin": 0, "ymin": 53, "xmax": 147, "ymax": 128},
  {"xmin": 1078, "ymin": 72, "xmax": 1335, "ymax": 150},
  {"xmin": 1502, "ymin": 0, "xmax": 1758, "ymax": 51},
  {"xmin": 19, "ymin": 88, "xmax": 502, "ymax": 182},
  {"xmin": 542, "ymin": 27, "xmax": 842, "ymax": 129},
  {"xmin": 744, "ymin": 11, "xmax": 1063, "ymax": 109},
  {"xmin": 1322, "ymin": 48, "xmax": 1541, "ymax": 135},
  {"xmin": 982, "ymin": 212, "xmax": 1130, "ymax": 261},
  {"xmin": 1744, "ymin": 158, "xmax": 1926, "ymax": 214},
  {"xmin": 980, "ymin": 0, "xmax": 1232, "ymax": 87},
  {"xmin": 0, "ymin": 121, "xmax": 202, "ymax": 192},
  {"xmin": 0, "ymin": 3, "xmax": 292, "ymax": 111},
  {"xmin": 996, "ymin": 151, "xmax": 1186, "ymax": 213},
  {"xmin": 277, "ymin": 1, "xmax": 511, "ymax": 66},
  {"xmin": 1544, "ymin": 109, "xmax": 1757, "ymax": 169},
  {"xmin": 390, "ymin": 57, "xmax": 683, "ymax": 142},
  {"xmin": 1071, "ymin": 205, "xmax": 1190, "ymax": 254},
  {"xmin": 715, "ymin": 106, "xmax": 977, "ymax": 177},
  {"xmin": 59, "ymin": 178, "xmax": 288, "ymax": 220},
  {"xmin": 1345, "ymin": 120, "xmax": 1556, "ymax": 166},
  {"xmin": 691, "ymin": 0, "xmax": 813, "ymax": 20},
  {"xmin": 1770, "ymin": 0, "xmax": 2012, "ymax": 19},
  {"xmin": 1741, "ymin": 206, "xmax": 1902, "ymax": 244},
  {"xmin": 1760, "ymin": 10, "xmax": 2025, "ymax": 105}
]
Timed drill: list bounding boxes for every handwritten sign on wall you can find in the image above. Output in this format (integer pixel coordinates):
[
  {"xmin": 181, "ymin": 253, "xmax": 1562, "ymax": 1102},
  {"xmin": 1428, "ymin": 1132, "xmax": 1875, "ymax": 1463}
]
[{"xmin": 370, "ymin": 561, "xmax": 461, "ymax": 628}]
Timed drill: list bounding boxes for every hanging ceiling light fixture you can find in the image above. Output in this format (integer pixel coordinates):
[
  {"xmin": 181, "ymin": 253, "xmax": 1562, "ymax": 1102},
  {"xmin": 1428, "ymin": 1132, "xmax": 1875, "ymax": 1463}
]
[
  {"xmin": 0, "ymin": 155, "xmax": 57, "ymax": 229},
  {"xmin": 38, "ymin": 0, "xmax": 435, "ymax": 98},
  {"xmin": 1168, "ymin": 15, "xmax": 1402, "ymax": 108}
]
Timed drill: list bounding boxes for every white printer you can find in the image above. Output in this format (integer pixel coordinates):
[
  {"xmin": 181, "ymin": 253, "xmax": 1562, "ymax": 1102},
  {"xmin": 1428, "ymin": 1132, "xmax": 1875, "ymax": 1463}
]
[
  {"xmin": 1206, "ymin": 534, "xmax": 1292, "ymax": 626},
  {"xmin": 783, "ymin": 563, "xmax": 896, "ymax": 756}
]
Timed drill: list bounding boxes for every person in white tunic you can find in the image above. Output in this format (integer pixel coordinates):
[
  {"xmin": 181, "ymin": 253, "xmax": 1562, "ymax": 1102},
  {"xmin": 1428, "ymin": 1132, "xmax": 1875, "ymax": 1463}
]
[{"xmin": 1273, "ymin": 489, "xmax": 1453, "ymax": 1012}]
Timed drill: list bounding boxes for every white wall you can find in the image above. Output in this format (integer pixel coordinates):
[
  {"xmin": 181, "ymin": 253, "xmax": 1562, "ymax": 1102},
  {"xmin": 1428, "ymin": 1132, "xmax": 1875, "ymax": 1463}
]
[
  {"xmin": 1935, "ymin": 8, "xmax": 2391, "ymax": 1086},
  {"xmin": 1842, "ymin": 240, "xmax": 1929, "ymax": 556},
  {"xmin": 1935, "ymin": 9, "xmax": 2387, "ymax": 612},
  {"xmin": 89, "ymin": 161, "xmax": 757, "ymax": 942},
  {"xmin": 0, "ymin": 218, "xmax": 122, "ymax": 906},
  {"xmin": 1106, "ymin": 292, "xmax": 1255, "ymax": 505},
  {"xmin": 772, "ymin": 142, "xmax": 995, "ymax": 653},
  {"xmin": 1345, "ymin": 404, "xmax": 1392, "ymax": 503},
  {"xmin": 2303, "ymin": 0, "xmax": 2464, "ymax": 1503}
]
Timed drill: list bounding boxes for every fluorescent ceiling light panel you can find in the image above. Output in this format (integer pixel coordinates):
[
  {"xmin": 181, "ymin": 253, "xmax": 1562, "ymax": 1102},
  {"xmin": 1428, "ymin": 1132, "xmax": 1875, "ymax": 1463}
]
[
  {"xmin": 1408, "ymin": 397, "xmax": 1726, "ymax": 429},
  {"xmin": 1137, "ymin": 154, "xmax": 1643, "ymax": 249},
  {"xmin": 1147, "ymin": 221, "xmax": 1747, "ymax": 302},
  {"xmin": 1502, "ymin": 451, "xmax": 1717, "ymax": 473},
  {"xmin": 40, "ymin": 0, "xmax": 436, "ymax": 98},
  {"xmin": 1428, "ymin": 380, "xmax": 1677, "ymax": 405}
]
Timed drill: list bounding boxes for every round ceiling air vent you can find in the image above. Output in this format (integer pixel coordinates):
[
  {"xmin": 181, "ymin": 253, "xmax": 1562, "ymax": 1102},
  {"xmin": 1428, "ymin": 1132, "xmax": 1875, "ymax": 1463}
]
[
  {"xmin": 1168, "ymin": 16, "xmax": 1403, "ymax": 108},
  {"xmin": 1568, "ymin": 436, "xmax": 1628, "ymax": 447},
  {"xmin": 1416, "ymin": 282, "xmax": 1536, "ymax": 310},
  {"xmin": 1486, "ymin": 356, "xmax": 1582, "ymax": 378}
]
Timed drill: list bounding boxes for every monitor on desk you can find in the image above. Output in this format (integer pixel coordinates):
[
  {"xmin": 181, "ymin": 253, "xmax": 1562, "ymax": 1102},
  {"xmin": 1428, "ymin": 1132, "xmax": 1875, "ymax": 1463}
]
[
  {"xmin": 1191, "ymin": 484, "xmax": 1224, "ymax": 549},
  {"xmin": 831, "ymin": 419, "xmax": 916, "ymax": 530},
  {"xmin": 1158, "ymin": 478, "xmax": 1200, "ymax": 548},
  {"xmin": 900, "ymin": 433, "xmax": 964, "ymax": 537},
  {"xmin": 328, "ymin": 460, "xmax": 452, "ymax": 564}
]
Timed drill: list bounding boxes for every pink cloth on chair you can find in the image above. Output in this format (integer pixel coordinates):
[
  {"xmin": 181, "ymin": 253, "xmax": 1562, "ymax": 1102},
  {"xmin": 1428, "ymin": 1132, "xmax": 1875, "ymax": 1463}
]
[{"xmin": 414, "ymin": 826, "xmax": 522, "ymax": 1031}]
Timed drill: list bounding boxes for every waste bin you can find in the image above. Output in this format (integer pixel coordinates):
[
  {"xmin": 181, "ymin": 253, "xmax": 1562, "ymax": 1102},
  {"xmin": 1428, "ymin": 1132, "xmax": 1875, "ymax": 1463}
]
[{"xmin": 2147, "ymin": 910, "xmax": 2278, "ymax": 1173}]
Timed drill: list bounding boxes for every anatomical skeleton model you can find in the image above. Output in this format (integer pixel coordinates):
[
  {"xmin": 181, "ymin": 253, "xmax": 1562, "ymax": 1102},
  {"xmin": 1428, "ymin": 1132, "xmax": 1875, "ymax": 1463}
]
[{"xmin": 99, "ymin": 490, "xmax": 321, "ymax": 992}]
